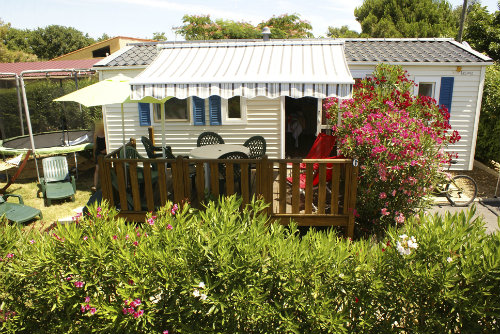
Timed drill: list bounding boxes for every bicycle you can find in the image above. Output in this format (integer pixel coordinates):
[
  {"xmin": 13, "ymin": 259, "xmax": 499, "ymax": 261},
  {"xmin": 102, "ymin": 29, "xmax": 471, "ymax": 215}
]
[{"xmin": 434, "ymin": 160, "xmax": 478, "ymax": 206}]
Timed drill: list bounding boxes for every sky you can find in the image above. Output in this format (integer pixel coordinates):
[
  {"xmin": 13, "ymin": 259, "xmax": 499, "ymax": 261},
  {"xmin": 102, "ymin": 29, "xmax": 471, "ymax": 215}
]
[{"xmin": 1, "ymin": 0, "xmax": 499, "ymax": 41}]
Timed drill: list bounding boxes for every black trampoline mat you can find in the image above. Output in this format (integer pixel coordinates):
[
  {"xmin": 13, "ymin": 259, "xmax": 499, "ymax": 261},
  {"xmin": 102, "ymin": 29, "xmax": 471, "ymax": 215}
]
[{"xmin": 3, "ymin": 130, "xmax": 93, "ymax": 149}]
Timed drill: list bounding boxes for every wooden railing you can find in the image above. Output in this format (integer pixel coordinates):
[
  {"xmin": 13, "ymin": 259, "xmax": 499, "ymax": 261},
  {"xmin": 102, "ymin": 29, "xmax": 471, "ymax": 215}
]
[{"xmin": 98, "ymin": 148, "xmax": 358, "ymax": 237}]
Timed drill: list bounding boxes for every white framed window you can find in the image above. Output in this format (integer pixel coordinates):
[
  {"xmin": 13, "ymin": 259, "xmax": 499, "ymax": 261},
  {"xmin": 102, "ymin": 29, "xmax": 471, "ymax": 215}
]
[
  {"xmin": 222, "ymin": 96, "xmax": 247, "ymax": 124},
  {"xmin": 153, "ymin": 97, "xmax": 191, "ymax": 123},
  {"xmin": 414, "ymin": 77, "xmax": 441, "ymax": 101}
]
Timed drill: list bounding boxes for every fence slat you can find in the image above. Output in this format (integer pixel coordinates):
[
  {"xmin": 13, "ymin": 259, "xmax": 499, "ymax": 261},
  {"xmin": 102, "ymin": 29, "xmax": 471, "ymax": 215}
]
[
  {"xmin": 210, "ymin": 161, "xmax": 219, "ymax": 198},
  {"xmin": 291, "ymin": 163, "xmax": 300, "ymax": 214},
  {"xmin": 331, "ymin": 165, "xmax": 340, "ymax": 214},
  {"xmin": 129, "ymin": 163, "xmax": 141, "ymax": 211},
  {"xmin": 115, "ymin": 162, "xmax": 128, "ymax": 211},
  {"xmin": 157, "ymin": 162, "xmax": 168, "ymax": 206},
  {"xmin": 279, "ymin": 163, "xmax": 287, "ymax": 214},
  {"xmin": 226, "ymin": 163, "xmax": 235, "ymax": 195},
  {"xmin": 241, "ymin": 162, "xmax": 250, "ymax": 205},
  {"xmin": 143, "ymin": 163, "xmax": 154, "ymax": 211},
  {"xmin": 172, "ymin": 156, "xmax": 185, "ymax": 204},
  {"xmin": 196, "ymin": 163, "xmax": 205, "ymax": 204},
  {"xmin": 304, "ymin": 164, "xmax": 313, "ymax": 214},
  {"xmin": 318, "ymin": 164, "xmax": 326, "ymax": 214}
]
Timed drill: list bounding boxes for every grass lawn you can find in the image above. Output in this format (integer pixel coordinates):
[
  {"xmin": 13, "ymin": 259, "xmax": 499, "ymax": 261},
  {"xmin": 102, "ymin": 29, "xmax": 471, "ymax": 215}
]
[{"xmin": 1, "ymin": 155, "xmax": 95, "ymax": 231}]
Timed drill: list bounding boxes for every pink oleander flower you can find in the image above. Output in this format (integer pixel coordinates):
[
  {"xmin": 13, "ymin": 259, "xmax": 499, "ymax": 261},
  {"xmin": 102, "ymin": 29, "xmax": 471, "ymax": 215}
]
[
  {"xmin": 81, "ymin": 305, "xmax": 86, "ymax": 313},
  {"xmin": 395, "ymin": 212, "xmax": 405, "ymax": 224},
  {"xmin": 85, "ymin": 296, "xmax": 90, "ymax": 303},
  {"xmin": 133, "ymin": 241, "xmax": 139, "ymax": 246},
  {"xmin": 171, "ymin": 204, "xmax": 179, "ymax": 215},
  {"xmin": 163, "ymin": 331, "xmax": 169, "ymax": 334},
  {"xmin": 122, "ymin": 308, "xmax": 128, "ymax": 315},
  {"xmin": 29, "ymin": 239, "xmax": 35, "ymax": 244},
  {"xmin": 112, "ymin": 235, "xmax": 117, "ymax": 240},
  {"xmin": 74, "ymin": 281, "xmax": 84, "ymax": 288},
  {"xmin": 381, "ymin": 208, "xmax": 390, "ymax": 216},
  {"xmin": 89, "ymin": 308, "xmax": 96, "ymax": 315},
  {"xmin": 66, "ymin": 275, "xmax": 73, "ymax": 281},
  {"xmin": 147, "ymin": 217, "xmax": 155, "ymax": 225},
  {"xmin": 6, "ymin": 253, "xmax": 14, "ymax": 258},
  {"xmin": 125, "ymin": 234, "xmax": 129, "ymax": 240},
  {"xmin": 379, "ymin": 192, "xmax": 387, "ymax": 199},
  {"xmin": 166, "ymin": 224, "xmax": 173, "ymax": 230},
  {"xmin": 83, "ymin": 236, "xmax": 88, "ymax": 241}
]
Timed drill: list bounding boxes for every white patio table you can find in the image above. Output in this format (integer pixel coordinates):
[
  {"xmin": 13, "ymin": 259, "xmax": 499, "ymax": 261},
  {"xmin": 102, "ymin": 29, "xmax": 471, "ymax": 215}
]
[{"xmin": 189, "ymin": 144, "xmax": 250, "ymax": 191}]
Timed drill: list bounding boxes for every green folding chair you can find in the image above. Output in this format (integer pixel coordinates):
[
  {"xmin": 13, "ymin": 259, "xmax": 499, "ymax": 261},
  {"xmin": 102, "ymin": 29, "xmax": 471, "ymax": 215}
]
[
  {"xmin": 38, "ymin": 156, "xmax": 76, "ymax": 206},
  {"xmin": 0, "ymin": 194, "xmax": 42, "ymax": 224}
]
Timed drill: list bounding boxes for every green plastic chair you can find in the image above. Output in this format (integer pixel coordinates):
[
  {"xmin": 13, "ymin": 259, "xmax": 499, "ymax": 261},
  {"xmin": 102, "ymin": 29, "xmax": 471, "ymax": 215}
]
[
  {"xmin": 38, "ymin": 156, "xmax": 76, "ymax": 206},
  {"xmin": 0, "ymin": 194, "xmax": 43, "ymax": 224}
]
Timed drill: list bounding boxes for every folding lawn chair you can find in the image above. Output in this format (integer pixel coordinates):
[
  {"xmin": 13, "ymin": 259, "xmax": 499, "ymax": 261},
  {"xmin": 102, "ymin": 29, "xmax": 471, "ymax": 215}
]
[
  {"xmin": 38, "ymin": 156, "xmax": 76, "ymax": 206},
  {"xmin": 0, "ymin": 193, "xmax": 42, "ymax": 224}
]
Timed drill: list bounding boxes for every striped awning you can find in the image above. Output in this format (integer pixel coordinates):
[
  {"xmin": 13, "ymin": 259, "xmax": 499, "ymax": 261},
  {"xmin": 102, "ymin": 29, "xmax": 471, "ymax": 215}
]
[{"xmin": 130, "ymin": 40, "xmax": 354, "ymax": 100}]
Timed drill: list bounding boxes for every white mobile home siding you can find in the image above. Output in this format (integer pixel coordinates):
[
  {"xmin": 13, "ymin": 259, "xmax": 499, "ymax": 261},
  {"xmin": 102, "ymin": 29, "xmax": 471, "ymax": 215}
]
[
  {"xmin": 350, "ymin": 64, "xmax": 487, "ymax": 170},
  {"xmin": 100, "ymin": 69, "xmax": 282, "ymax": 158}
]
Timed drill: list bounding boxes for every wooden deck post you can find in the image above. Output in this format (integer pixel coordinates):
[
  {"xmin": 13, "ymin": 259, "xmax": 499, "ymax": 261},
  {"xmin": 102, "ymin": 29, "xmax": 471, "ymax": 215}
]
[
  {"xmin": 148, "ymin": 126, "xmax": 155, "ymax": 145},
  {"xmin": 345, "ymin": 162, "xmax": 359, "ymax": 238}
]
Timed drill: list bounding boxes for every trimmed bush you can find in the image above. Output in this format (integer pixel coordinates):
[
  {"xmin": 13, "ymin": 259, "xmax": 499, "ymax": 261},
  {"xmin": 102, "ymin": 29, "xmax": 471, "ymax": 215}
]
[{"xmin": 0, "ymin": 197, "xmax": 499, "ymax": 333}]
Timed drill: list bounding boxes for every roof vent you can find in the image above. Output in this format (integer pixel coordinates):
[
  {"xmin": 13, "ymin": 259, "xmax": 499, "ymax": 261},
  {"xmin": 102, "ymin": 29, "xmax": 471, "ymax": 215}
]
[{"xmin": 262, "ymin": 27, "xmax": 271, "ymax": 41}]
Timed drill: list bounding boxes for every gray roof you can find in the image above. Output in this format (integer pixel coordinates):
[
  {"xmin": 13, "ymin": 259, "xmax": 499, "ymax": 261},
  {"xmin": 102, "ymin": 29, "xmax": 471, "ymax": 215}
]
[
  {"xmin": 95, "ymin": 38, "xmax": 491, "ymax": 68},
  {"xmin": 344, "ymin": 39, "xmax": 489, "ymax": 63}
]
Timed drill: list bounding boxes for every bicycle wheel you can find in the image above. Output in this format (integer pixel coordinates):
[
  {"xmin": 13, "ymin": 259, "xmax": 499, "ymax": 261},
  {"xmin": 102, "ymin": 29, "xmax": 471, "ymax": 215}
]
[{"xmin": 445, "ymin": 175, "xmax": 478, "ymax": 206}]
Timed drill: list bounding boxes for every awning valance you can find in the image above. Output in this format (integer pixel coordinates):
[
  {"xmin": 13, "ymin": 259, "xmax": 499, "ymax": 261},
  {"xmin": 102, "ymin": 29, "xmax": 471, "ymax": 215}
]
[{"xmin": 130, "ymin": 40, "xmax": 354, "ymax": 100}]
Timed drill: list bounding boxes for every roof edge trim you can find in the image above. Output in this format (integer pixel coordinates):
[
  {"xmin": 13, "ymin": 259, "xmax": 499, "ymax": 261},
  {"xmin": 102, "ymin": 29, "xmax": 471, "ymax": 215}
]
[{"xmin": 94, "ymin": 45, "xmax": 134, "ymax": 67}]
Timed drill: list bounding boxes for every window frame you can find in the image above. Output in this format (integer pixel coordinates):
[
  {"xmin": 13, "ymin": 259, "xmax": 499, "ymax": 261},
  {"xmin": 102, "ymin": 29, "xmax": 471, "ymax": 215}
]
[
  {"xmin": 414, "ymin": 76, "xmax": 441, "ymax": 101},
  {"xmin": 221, "ymin": 96, "xmax": 247, "ymax": 125},
  {"xmin": 152, "ymin": 98, "xmax": 191, "ymax": 123}
]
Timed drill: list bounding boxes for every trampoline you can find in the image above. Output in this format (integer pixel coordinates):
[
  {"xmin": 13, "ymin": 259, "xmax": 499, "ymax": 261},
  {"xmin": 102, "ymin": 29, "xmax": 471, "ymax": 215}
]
[{"xmin": 0, "ymin": 129, "xmax": 93, "ymax": 156}]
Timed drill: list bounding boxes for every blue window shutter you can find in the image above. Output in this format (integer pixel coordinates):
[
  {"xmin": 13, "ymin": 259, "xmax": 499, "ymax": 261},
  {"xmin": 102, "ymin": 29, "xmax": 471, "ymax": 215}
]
[
  {"xmin": 192, "ymin": 97, "xmax": 205, "ymax": 125},
  {"xmin": 209, "ymin": 96, "xmax": 222, "ymax": 125},
  {"xmin": 439, "ymin": 77, "xmax": 454, "ymax": 114},
  {"xmin": 138, "ymin": 103, "xmax": 151, "ymax": 126}
]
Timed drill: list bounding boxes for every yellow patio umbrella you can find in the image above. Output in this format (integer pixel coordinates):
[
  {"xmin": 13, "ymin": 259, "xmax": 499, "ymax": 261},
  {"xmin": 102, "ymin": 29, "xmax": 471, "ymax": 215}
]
[{"xmin": 54, "ymin": 74, "xmax": 172, "ymax": 157}]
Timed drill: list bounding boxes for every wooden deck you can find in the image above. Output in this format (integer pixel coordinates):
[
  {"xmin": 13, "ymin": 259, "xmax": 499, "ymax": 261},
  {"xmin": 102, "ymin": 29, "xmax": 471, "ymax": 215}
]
[{"xmin": 98, "ymin": 146, "xmax": 358, "ymax": 237}]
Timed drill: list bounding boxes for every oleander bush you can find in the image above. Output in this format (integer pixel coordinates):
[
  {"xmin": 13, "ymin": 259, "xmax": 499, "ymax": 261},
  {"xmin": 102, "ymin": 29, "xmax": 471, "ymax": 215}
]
[
  {"xmin": 0, "ymin": 197, "xmax": 499, "ymax": 333},
  {"xmin": 323, "ymin": 64, "xmax": 461, "ymax": 238}
]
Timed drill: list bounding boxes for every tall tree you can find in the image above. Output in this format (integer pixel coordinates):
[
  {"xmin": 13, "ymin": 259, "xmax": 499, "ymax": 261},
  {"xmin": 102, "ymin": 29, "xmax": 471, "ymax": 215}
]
[
  {"xmin": 0, "ymin": 19, "xmax": 36, "ymax": 62},
  {"xmin": 257, "ymin": 14, "xmax": 313, "ymax": 38},
  {"xmin": 152, "ymin": 32, "xmax": 167, "ymax": 41},
  {"xmin": 29, "ymin": 25, "xmax": 95, "ymax": 60},
  {"xmin": 354, "ymin": 0, "xmax": 457, "ymax": 37},
  {"xmin": 463, "ymin": 3, "xmax": 500, "ymax": 61},
  {"xmin": 176, "ymin": 13, "xmax": 312, "ymax": 40},
  {"xmin": 326, "ymin": 25, "xmax": 360, "ymax": 38}
]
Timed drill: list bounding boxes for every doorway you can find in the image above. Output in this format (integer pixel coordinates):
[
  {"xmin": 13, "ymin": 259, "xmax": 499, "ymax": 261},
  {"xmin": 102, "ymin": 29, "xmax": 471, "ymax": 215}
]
[{"xmin": 285, "ymin": 97, "xmax": 318, "ymax": 158}]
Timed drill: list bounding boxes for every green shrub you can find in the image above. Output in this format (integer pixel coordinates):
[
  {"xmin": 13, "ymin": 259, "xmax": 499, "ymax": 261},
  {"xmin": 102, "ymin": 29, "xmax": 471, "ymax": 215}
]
[
  {"xmin": 0, "ymin": 197, "xmax": 499, "ymax": 333},
  {"xmin": 475, "ymin": 63, "xmax": 500, "ymax": 163}
]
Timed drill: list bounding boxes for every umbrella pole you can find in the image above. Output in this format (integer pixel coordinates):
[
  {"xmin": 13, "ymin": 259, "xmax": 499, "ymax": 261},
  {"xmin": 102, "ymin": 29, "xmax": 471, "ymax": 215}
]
[
  {"xmin": 19, "ymin": 76, "xmax": 41, "ymax": 183},
  {"xmin": 161, "ymin": 103, "xmax": 166, "ymax": 158}
]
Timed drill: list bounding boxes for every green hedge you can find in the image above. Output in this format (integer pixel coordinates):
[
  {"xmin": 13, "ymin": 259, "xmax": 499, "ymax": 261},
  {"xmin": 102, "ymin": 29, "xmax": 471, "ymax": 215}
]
[
  {"xmin": 0, "ymin": 197, "xmax": 499, "ymax": 333},
  {"xmin": 0, "ymin": 77, "xmax": 101, "ymax": 139}
]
